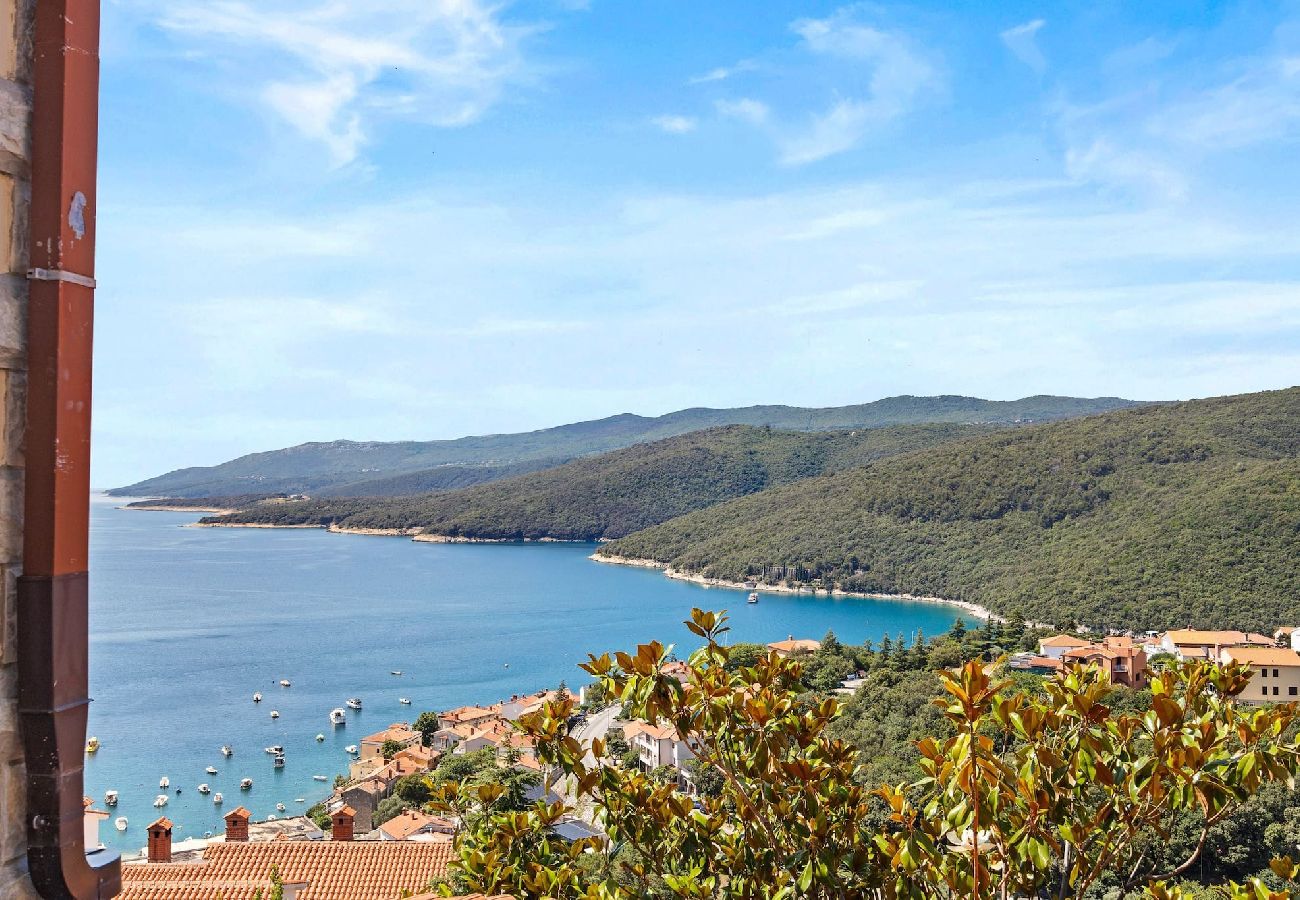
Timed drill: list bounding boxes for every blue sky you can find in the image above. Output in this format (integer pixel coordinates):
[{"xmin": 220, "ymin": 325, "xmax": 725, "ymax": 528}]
[{"xmin": 94, "ymin": 0, "xmax": 1300, "ymax": 485}]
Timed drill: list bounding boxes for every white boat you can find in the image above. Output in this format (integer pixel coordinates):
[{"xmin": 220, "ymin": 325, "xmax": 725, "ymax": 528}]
[
  {"xmin": 159, "ymin": 776, "xmax": 169, "ymax": 789},
  {"xmin": 330, "ymin": 708, "xmax": 346, "ymax": 725},
  {"xmin": 220, "ymin": 745, "xmax": 233, "ymax": 757},
  {"xmin": 273, "ymin": 754, "xmax": 285, "ymax": 769},
  {"xmin": 275, "ymin": 802, "xmax": 286, "ymax": 812},
  {"xmin": 198, "ymin": 783, "xmax": 210, "ymax": 794},
  {"xmin": 279, "ymin": 679, "xmax": 291, "ymax": 687},
  {"xmin": 240, "ymin": 778, "xmax": 253, "ymax": 791},
  {"xmin": 85, "ymin": 736, "xmax": 100, "ymax": 754},
  {"xmin": 205, "ymin": 766, "xmax": 218, "ymax": 775},
  {"xmin": 269, "ymin": 710, "xmax": 280, "ymax": 719},
  {"xmin": 104, "ymin": 790, "xmax": 118, "ymax": 807},
  {"xmin": 399, "ymin": 698, "xmax": 411, "ymax": 705},
  {"xmin": 213, "ymin": 793, "xmax": 223, "ymax": 805},
  {"xmin": 294, "ymin": 798, "xmax": 306, "ymax": 803},
  {"xmin": 315, "ymin": 733, "xmax": 325, "ymax": 742},
  {"xmin": 253, "ymin": 692, "xmax": 262, "ymax": 703},
  {"xmin": 345, "ymin": 698, "xmax": 362, "ymax": 710},
  {"xmin": 312, "ymin": 775, "xmax": 328, "ymax": 782},
  {"xmin": 344, "ymin": 745, "xmax": 358, "ymax": 755},
  {"xmin": 267, "ymin": 814, "xmax": 278, "ymax": 821},
  {"xmin": 152, "ymin": 795, "xmax": 168, "ymax": 808},
  {"xmin": 391, "ymin": 670, "xmax": 402, "ymax": 676},
  {"xmin": 748, "ymin": 592, "xmax": 759, "ymax": 604},
  {"xmin": 114, "ymin": 817, "xmax": 128, "ymax": 832},
  {"xmin": 264, "ymin": 745, "xmax": 283, "ymax": 755}
]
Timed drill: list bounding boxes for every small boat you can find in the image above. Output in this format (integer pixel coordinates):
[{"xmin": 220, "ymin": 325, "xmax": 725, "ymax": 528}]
[
  {"xmin": 115, "ymin": 817, "xmax": 128, "ymax": 831},
  {"xmin": 747, "ymin": 592, "xmax": 759, "ymax": 604},
  {"xmin": 275, "ymin": 802, "xmax": 286, "ymax": 812},
  {"xmin": 213, "ymin": 793, "xmax": 223, "ymax": 805},
  {"xmin": 152, "ymin": 795, "xmax": 168, "ymax": 808},
  {"xmin": 253, "ymin": 692, "xmax": 262, "ymax": 703},
  {"xmin": 503, "ymin": 663, "xmax": 510, "ymax": 668},
  {"xmin": 330, "ymin": 709, "xmax": 346, "ymax": 725},
  {"xmin": 267, "ymin": 814, "xmax": 278, "ymax": 821},
  {"xmin": 220, "ymin": 745, "xmax": 233, "ymax": 757},
  {"xmin": 391, "ymin": 670, "xmax": 402, "ymax": 676},
  {"xmin": 240, "ymin": 778, "xmax": 253, "ymax": 791},
  {"xmin": 315, "ymin": 733, "xmax": 325, "ymax": 742},
  {"xmin": 273, "ymin": 754, "xmax": 285, "ymax": 769},
  {"xmin": 344, "ymin": 745, "xmax": 358, "ymax": 755},
  {"xmin": 399, "ymin": 698, "xmax": 411, "ymax": 705},
  {"xmin": 175, "ymin": 788, "xmax": 183, "ymax": 795},
  {"xmin": 159, "ymin": 776, "xmax": 170, "ymax": 789},
  {"xmin": 312, "ymin": 775, "xmax": 328, "ymax": 782},
  {"xmin": 205, "ymin": 766, "xmax": 218, "ymax": 775},
  {"xmin": 104, "ymin": 790, "xmax": 118, "ymax": 807},
  {"xmin": 345, "ymin": 698, "xmax": 362, "ymax": 710},
  {"xmin": 85, "ymin": 737, "xmax": 100, "ymax": 754},
  {"xmin": 294, "ymin": 798, "xmax": 306, "ymax": 803},
  {"xmin": 264, "ymin": 745, "xmax": 284, "ymax": 755},
  {"xmin": 279, "ymin": 679, "xmax": 291, "ymax": 687},
  {"xmin": 269, "ymin": 710, "xmax": 280, "ymax": 719},
  {"xmin": 198, "ymin": 784, "xmax": 210, "ymax": 794}
]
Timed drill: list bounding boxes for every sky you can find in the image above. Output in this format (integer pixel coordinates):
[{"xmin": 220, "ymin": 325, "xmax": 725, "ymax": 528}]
[{"xmin": 93, "ymin": 0, "xmax": 1300, "ymax": 486}]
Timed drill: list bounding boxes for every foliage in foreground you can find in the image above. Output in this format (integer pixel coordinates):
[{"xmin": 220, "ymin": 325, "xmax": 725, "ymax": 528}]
[{"xmin": 436, "ymin": 609, "xmax": 1300, "ymax": 899}]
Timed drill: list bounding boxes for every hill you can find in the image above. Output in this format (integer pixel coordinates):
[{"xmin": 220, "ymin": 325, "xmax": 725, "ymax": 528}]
[
  {"xmin": 203, "ymin": 423, "xmax": 999, "ymax": 539},
  {"xmin": 110, "ymin": 395, "xmax": 1142, "ymax": 498},
  {"xmin": 600, "ymin": 388, "xmax": 1300, "ymax": 633}
]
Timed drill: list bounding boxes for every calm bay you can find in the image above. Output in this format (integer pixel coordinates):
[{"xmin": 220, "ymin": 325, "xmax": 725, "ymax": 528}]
[{"xmin": 85, "ymin": 494, "xmax": 960, "ymax": 852}]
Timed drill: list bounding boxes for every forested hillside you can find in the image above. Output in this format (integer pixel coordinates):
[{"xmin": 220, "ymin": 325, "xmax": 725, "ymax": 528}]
[
  {"xmin": 203, "ymin": 423, "xmax": 997, "ymax": 539},
  {"xmin": 111, "ymin": 394, "xmax": 1140, "ymax": 498},
  {"xmin": 602, "ymin": 388, "xmax": 1300, "ymax": 632}
]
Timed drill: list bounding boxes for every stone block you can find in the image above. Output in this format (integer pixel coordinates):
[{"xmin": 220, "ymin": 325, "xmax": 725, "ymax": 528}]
[
  {"xmin": 0, "ymin": 368, "xmax": 22, "ymax": 468},
  {"xmin": 0, "ymin": 566, "xmax": 13, "ymax": 666},
  {"xmin": 0, "ymin": 466, "xmax": 19, "ymax": 564},
  {"xmin": 0, "ymin": 275, "xmax": 23, "ymax": 367}
]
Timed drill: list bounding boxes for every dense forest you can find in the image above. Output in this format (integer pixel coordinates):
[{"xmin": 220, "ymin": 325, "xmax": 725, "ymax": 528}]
[
  {"xmin": 111, "ymin": 394, "xmax": 1140, "ymax": 498},
  {"xmin": 204, "ymin": 423, "xmax": 997, "ymax": 538},
  {"xmin": 603, "ymin": 388, "xmax": 1300, "ymax": 632}
]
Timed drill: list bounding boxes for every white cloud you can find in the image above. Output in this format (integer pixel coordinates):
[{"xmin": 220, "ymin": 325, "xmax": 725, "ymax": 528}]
[
  {"xmin": 715, "ymin": 98, "xmax": 770, "ymax": 126},
  {"xmin": 688, "ymin": 59, "xmax": 757, "ymax": 84},
  {"xmin": 155, "ymin": 0, "xmax": 535, "ymax": 166},
  {"xmin": 650, "ymin": 114, "xmax": 697, "ymax": 134},
  {"xmin": 1000, "ymin": 19, "xmax": 1046, "ymax": 74},
  {"xmin": 1148, "ymin": 56, "xmax": 1300, "ymax": 150},
  {"xmin": 717, "ymin": 8, "xmax": 939, "ymax": 165}
]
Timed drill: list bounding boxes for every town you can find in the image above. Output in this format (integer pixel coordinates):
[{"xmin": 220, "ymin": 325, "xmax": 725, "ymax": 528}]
[{"xmin": 101, "ymin": 622, "xmax": 1300, "ymax": 899}]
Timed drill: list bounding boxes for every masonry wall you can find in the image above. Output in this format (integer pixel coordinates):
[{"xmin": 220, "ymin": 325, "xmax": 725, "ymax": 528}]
[{"xmin": 0, "ymin": 0, "xmax": 35, "ymax": 895}]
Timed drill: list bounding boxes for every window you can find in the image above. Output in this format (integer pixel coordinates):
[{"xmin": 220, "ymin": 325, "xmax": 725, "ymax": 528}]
[
  {"xmin": 1263, "ymin": 686, "xmax": 1269, "ymax": 696},
  {"xmin": 1274, "ymin": 686, "xmax": 1280, "ymax": 696},
  {"xmin": 1262, "ymin": 668, "xmax": 1269, "ymax": 677},
  {"xmin": 1275, "ymin": 668, "xmax": 1281, "ymax": 678},
  {"xmin": 1290, "ymin": 686, "xmax": 1297, "ymax": 697}
]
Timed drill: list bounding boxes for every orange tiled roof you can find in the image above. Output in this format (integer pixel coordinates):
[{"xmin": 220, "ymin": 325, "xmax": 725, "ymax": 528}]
[
  {"xmin": 1166, "ymin": 629, "xmax": 1271, "ymax": 646},
  {"xmin": 118, "ymin": 839, "xmax": 453, "ymax": 900},
  {"xmin": 1039, "ymin": 635, "xmax": 1092, "ymax": 648},
  {"xmin": 362, "ymin": 724, "xmax": 419, "ymax": 745},
  {"xmin": 1222, "ymin": 647, "xmax": 1300, "ymax": 668},
  {"xmin": 622, "ymin": 720, "xmax": 679, "ymax": 742},
  {"xmin": 378, "ymin": 810, "xmax": 440, "ymax": 841},
  {"xmin": 766, "ymin": 638, "xmax": 820, "ymax": 654}
]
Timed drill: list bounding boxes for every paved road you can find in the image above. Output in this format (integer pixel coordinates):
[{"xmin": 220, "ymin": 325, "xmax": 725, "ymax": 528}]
[{"xmin": 554, "ymin": 702, "xmax": 622, "ymax": 822}]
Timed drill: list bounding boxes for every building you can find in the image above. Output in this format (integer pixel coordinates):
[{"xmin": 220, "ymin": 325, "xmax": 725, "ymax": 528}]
[
  {"xmin": 377, "ymin": 810, "xmax": 455, "ymax": 843},
  {"xmin": 118, "ymin": 811, "xmax": 457, "ymax": 900},
  {"xmin": 499, "ymin": 690, "xmax": 564, "ymax": 722},
  {"xmin": 1037, "ymin": 634, "xmax": 1093, "ymax": 660},
  {"xmin": 623, "ymin": 720, "xmax": 697, "ymax": 772},
  {"xmin": 1160, "ymin": 629, "xmax": 1273, "ymax": 661},
  {"xmin": 360, "ymin": 723, "xmax": 422, "ymax": 762},
  {"xmin": 766, "ymin": 636, "xmax": 821, "ymax": 658},
  {"xmin": 1275, "ymin": 627, "xmax": 1300, "ymax": 650},
  {"xmin": 437, "ymin": 704, "xmax": 503, "ymax": 731},
  {"xmin": 82, "ymin": 799, "xmax": 109, "ymax": 853},
  {"xmin": 1220, "ymin": 647, "xmax": 1300, "ymax": 704},
  {"xmin": 1061, "ymin": 636, "xmax": 1148, "ymax": 688}
]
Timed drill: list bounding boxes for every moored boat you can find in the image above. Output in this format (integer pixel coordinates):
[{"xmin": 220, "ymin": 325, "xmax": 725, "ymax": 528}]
[
  {"xmin": 279, "ymin": 679, "xmax": 291, "ymax": 687},
  {"xmin": 115, "ymin": 817, "xmax": 128, "ymax": 831},
  {"xmin": 221, "ymin": 745, "xmax": 233, "ymax": 757},
  {"xmin": 747, "ymin": 592, "xmax": 759, "ymax": 604},
  {"xmin": 330, "ymin": 708, "xmax": 346, "ymax": 725},
  {"xmin": 312, "ymin": 775, "xmax": 328, "ymax": 782},
  {"xmin": 269, "ymin": 709, "xmax": 280, "ymax": 719},
  {"xmin": 198, "ymin": 783, "xmax": 210, "ymax": 794},
  {"xmin": 240, "ymin": 778, "xmax": 253, "ymax": 791},
  {"xmin": 275, "ymin": 802, "xmax": 286, "ymax": 812},
  {"xmin": 205, "ymin": 766, "xmax": 218, "ymax": 775},
  {"xmin": 104, "ymin": 790, "xmax": 118, "ymax": 807},
  {"xmin": 345, "ymin": 698, "xmax": 362, "ymax": 710},
  {"xmin": 85, "ymin": 736, "xmax": 100, "ymax": 754},
  {"xmin": 153, "ymin": 794, "xmax": 168, "ymax": 808},
  {"xmin": 344, "ymin": 745, "xmax": 358, "ymax": 755},
  {"xmin": 273, "ymin": 754, "xmax": 285, "ymax": 769},
  {"xmin": 264, "ymin": 745, "xmax": 283, "ymax": 754},
  {"xmin": 253, "ymin": 692, "xmax": 262, "ymax": 703},
  {"xmin": 159, "ymin": 776, "xmax": 169, "ymax": 789},
  {"xmin": 213, "ymin": 792, "xmax": 223, "ymax": 804},
  {"xmin": 399, "ymin": 698, "xmax": 411, "ymax": 705},
  {"xmin": 315, "ymin": 733, "xmax": 325, "ymax": 742}
]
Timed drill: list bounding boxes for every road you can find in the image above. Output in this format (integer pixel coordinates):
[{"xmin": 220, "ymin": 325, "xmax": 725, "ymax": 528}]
[{"xmin": 553, "ymin": 702, "xmax": 621, "ymax": 822}]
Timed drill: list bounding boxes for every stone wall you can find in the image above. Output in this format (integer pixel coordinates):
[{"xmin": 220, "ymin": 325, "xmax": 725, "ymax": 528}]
[{"xmin": 0, "ymin": 0, "xmax": 35, "ymax": 895}]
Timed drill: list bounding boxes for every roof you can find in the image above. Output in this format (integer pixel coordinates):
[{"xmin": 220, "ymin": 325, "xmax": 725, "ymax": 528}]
[
  {"xmin": 1165, "ymin": 629, "xmax": 1271, "ymax": 646},
  {"xmin": 1221, "ymin": 647, "xmax": 1300, "ymax": 668},
  {"xmin": 378, "ymin": 810, "xmax": 440, "ymax": 841},
  {"xmin": 1039, "ymin": 635, "xmax": 1092, "ymax": 648},
  {"xmin": 335, "ymin": 805, "xmax": 357, "ymax": 818},
  {"xmin": 149, "ymin": 817, "xmax": 174, "ymax": 831},
  {"xmin": 622, "ymin": 720, "xmax": 679, "ymax": 742},
  {"xmin": 362, "ymin": 724, "xmax": 419, "ymax": 745},
  {"xmin": 766, "ymin": 638, "xmax": 820, "ymax": 654},
  {"xmin": 119, "ymin": 841, "xmax": 454, "ymax": 900},
  {"xmin": 224, "ymin": 807, "xmax": 251, "ymax": 821}
]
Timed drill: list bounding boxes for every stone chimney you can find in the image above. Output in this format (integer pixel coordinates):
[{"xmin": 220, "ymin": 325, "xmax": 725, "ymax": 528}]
[
  {"xmin": 331, "ymin": 805, "xmax": 355, "ymax": 842},
  {"xmin": 147, "ymin": 817, "xmax": 173, "ymax": 863},
  {"xmin": 224, "ymin": 806, "xmax": 251, "ymax": 842}
]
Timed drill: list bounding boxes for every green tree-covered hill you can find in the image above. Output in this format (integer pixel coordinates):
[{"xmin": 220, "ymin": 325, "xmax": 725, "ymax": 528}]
[
  {"xmin": 601, "ymin": 388, "xmax": 1300, "ymax": 632},
  {"xmin": 111, "ymin": 394, "xmax": 1140, "ymax": 498},
  {"xmin": 204, "ymin": 423, "xmax": 998, "ymax": 539}
]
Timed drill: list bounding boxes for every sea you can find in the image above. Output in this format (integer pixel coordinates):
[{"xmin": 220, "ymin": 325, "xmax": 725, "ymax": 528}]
[{"xmin": 85, "ymin": 493, "xmax": 961, "ymax": 853}]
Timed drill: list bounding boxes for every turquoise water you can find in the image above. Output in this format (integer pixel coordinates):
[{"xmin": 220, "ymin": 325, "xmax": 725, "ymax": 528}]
[{"xmin": 85, "ymin": 495, "xmax": 960, "ymax": 852}]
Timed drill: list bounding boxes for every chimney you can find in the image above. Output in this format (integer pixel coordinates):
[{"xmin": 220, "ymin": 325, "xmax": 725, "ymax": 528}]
[
  {"xmin": 147, "ymin": 817, "xmax": 173, "ymax": 863},
  {"xmin": 331, "ymin": 805, "xmax": 355, "ymax": 842},
  {"xmin": 224, "ymin": 806, "xmax": 251, "ymax": 842}
]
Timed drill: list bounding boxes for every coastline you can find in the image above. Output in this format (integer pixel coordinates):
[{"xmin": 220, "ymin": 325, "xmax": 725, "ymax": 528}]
[
  {"xmin": 190, "ymin": 520, "xmax": 591, "ymax": 544},
  {"xmin": 590, "ymin": 553, "xmax": 995, "ymax": 622},
  {"xmin": 123, "ymin": 505, "xmax": 239, "ymax": 514}
]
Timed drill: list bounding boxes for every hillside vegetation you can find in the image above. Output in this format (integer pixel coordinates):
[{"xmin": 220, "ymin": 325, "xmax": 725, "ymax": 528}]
[
  {"xmin": 112, "ymin": 394, "xmax": 1140, "ymax": 498},
  {"xmin": 204, "ymin": 423, "xmax": 998, "ymax": 539},
  {"xmin": 601, "ymin": 388, "xmax": 1300, "ymax": 632}
]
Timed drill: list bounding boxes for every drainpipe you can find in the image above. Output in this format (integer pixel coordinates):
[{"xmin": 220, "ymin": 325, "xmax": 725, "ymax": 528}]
[{"xmin": 18, "ymin": 0, "xmax": 120, "ymax": 896}]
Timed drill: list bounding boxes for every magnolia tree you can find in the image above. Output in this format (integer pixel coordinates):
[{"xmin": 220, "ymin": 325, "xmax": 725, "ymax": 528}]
[{"xmin": 433, "ymin": 610, "xmax": 1300, "ymax": 899}]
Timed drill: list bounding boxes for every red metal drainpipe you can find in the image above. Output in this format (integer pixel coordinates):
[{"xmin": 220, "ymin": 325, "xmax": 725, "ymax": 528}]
[{"xmin": 17, "ymin": 0, "xmax": 120, "ymax": 896}]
